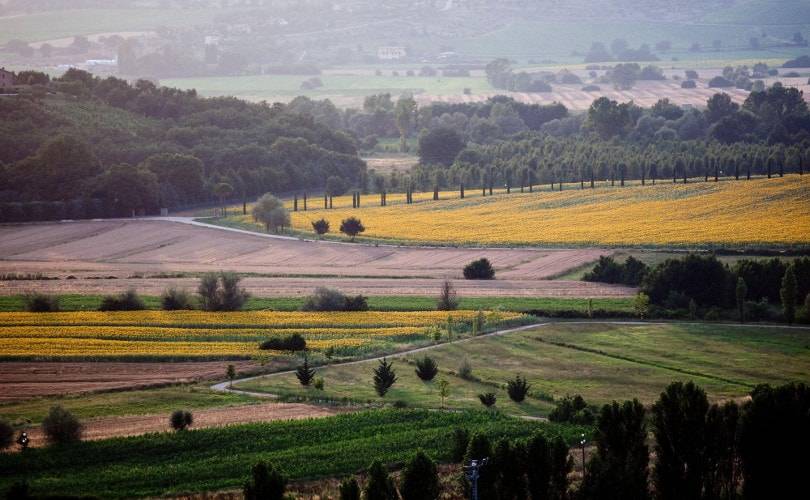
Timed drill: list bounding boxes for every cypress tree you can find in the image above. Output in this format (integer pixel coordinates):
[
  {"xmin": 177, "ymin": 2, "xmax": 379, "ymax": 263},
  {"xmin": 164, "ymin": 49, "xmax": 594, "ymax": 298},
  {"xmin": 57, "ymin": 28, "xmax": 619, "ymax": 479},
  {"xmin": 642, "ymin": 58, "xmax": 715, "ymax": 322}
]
[
  {"xmin": 736, "ymin": 277, "xmax": 748, "ymax": 323},
  {"xmin": 363, "ymin": 461, "xmax": 396, "ymax": 500},
  {"xmin": 780, "ymin": 264, "xmax": 798, "ymax": 324},
  {"xmin": 373, "ymin": 358, "xmax": 397, "ymax": 397},
  {"xmin": 526, "ymin": 434, "xmax": 551, "ymax": 500},
  {"xmin": 295, "ymin": 355, "xmax": 316, "ymax": 387},
  {"xmin": 400, "ymin": 451, "xmax": 440, "ymax": 500}
]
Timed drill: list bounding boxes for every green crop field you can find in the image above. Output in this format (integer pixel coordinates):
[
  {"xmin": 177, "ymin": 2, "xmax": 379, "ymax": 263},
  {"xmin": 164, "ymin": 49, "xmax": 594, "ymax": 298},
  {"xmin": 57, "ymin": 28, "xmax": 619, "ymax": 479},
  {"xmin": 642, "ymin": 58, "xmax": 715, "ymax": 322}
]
[
  {"xmin": 0, "ymin": 385, "xmax": 257, "ymax": 424},
  {"xmin": 238, "ymin": 322, "xmax": 810, "ymax": 416},
  {"xmin": 0, "ymin": 409, "xmax": 585, "ymax": 498}
]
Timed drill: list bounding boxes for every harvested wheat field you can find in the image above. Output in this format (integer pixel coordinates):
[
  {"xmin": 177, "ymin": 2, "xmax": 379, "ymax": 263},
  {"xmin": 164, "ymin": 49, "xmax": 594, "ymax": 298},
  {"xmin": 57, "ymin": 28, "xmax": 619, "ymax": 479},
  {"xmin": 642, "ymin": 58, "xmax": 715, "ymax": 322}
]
[
  {"xmin": 20, "ymin": 402, "xmax": 344, "ymax": 446},
  {"xmin": 0, "ymin": 361, "xmax": 265, "ymax": 400},
  {"xmin": 0, "ymin": 219, "xmax": 627, "ymax": 297}
]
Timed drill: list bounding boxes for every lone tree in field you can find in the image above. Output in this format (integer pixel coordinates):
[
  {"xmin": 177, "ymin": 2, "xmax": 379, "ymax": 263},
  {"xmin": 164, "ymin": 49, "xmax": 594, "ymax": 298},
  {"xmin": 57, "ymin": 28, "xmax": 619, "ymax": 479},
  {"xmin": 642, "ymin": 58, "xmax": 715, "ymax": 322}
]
[
  {"xmin": 252, "ymin": 193, "xmax": 290, "ymax": 233},
  {"xmin": 170, "ymin": 410, "xmax": 193, "ymax": 431},
  {"xmin": 340, "ymin": 216, "xmax": 365, "ymax": 241},
  {"xmin": 400, "ymin": 450, "xmax": 440, "ymax": 500},
  {"xmin": 507, "ymin": 374, "xmax": 531, "ymax": 403},
  {"xmin": 296, "ymin": 355, "xmax": 316, "ymax": 387},
  {"xmin": 373, "ymin": 358, "xmax": 398, "ymax": 397},
  {"xmin": 436, "ymin": 280, "xmax": 458, "ymax": 311},
  {"xmin": 42, "ymin": 405, "xmax": 82, "ymax": 445},
  {"xmin": 212, "ymin": 182, "xmax": 234, "ymax": 216},
  {"xmin": 780, "ymin": 263, "xmax": 798, "ymax": 324},
  {"xmin": 438, "ymin": 379, "xmax": 450, "ymax": 408},
  {"xmin": 463, "ymin": 258, "xmax": 495, "ymax": 280},
  {"xmin": 226, "ymin": 364, "xmax": 236, "ymax": 388},
  {"xmin": 311, "ymin": 218, "xmax": 330, "ymax": 238},
  {"xmin": 415, "ymin": 356, "xmax": 439, "ymax": 381},
  {"xmin": 243, "ymin": 461, "xmax": 287, "ymax": 500},
  {"xmin": 736, "ymin": 277, "xmax": 748, "ymax": 323}
]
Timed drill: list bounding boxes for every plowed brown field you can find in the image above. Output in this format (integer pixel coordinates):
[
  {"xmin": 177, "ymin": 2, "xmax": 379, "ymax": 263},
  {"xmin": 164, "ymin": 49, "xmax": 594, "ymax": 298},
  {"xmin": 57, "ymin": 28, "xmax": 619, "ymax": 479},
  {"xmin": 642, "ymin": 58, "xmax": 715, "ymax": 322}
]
[{"xmin": 0, "ymin": 219, "xmax": 631, "ymax": 297}]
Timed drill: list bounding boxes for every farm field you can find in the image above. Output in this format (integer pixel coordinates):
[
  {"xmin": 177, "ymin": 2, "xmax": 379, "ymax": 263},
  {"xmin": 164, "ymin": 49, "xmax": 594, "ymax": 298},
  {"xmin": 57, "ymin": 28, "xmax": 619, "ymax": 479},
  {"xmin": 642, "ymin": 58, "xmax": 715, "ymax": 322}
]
[
  {"xmin": 0, "ymin": 310, "xmax": 527, "ymax": 361},
  {"xmin": 238, "ymin": 322, "xmax": 810, "ymax": 417},
  {"xmin": 246, "ymin": 175, "xmax": 810, "ymax": 247},
  {"xmin": 0, "ymin": 409, "xmax": 582, "ymax": 498}
]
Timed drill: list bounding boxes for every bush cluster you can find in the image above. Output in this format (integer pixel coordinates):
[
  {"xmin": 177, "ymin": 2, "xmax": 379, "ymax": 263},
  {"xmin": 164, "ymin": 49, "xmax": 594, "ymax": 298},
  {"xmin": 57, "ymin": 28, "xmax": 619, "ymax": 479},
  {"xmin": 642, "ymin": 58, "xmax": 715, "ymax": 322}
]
[
  {"xmin": 260, "ymin": 333, "xmax": 307, "ymax": 352},
  {"xmin": 300, "ymin": 287, "xmax": 368, "ymax": 312}
]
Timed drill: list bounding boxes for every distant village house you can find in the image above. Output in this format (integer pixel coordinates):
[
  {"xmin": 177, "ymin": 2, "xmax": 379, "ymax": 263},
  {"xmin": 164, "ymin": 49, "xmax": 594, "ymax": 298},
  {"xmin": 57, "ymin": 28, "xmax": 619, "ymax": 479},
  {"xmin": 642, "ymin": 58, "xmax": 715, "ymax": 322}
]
[{"xmin": 377, "ymin": 46, "xmax": 407, "ymax": 60}]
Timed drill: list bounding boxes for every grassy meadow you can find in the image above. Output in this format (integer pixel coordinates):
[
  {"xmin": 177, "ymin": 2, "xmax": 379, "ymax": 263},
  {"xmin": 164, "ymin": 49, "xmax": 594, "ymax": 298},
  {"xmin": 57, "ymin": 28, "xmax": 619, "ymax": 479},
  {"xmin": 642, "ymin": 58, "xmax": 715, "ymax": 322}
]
[
  {"xmin": 238, "ymin": 322, "xmax": 810, "ymax": 416},
  {"xmin": 221, "ymin": 175, "xmax": 810, "ymax": 247}
]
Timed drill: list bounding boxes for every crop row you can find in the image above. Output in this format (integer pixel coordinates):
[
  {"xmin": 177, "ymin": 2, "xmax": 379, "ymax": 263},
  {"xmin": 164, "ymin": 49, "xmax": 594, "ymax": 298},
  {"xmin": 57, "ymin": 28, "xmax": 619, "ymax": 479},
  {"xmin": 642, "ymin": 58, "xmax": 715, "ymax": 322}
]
[{"xmin": 0, "ymin": 409, "xmax": 585, "ymax": 498}]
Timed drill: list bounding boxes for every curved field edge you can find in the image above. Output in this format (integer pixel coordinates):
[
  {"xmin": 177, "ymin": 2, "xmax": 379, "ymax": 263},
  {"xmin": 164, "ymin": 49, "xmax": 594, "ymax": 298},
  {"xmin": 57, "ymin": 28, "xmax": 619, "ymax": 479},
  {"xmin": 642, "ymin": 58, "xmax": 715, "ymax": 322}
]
[
  {"xmin": 0, "ymin": 409, "xmax": 587, "ymax": 498},
  {"xmin": 212, "ymin": 175, "xmax": 810, "ymax": 248}
]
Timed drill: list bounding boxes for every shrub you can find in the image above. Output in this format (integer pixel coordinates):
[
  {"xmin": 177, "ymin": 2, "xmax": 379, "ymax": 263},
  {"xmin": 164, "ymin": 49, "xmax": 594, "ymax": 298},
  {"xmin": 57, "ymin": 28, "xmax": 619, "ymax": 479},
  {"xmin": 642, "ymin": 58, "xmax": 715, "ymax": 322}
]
[
  {"xmin": 584, "ymin": 255, "xmax": 648, "ymax": 285},
  {"xmin": 344, "ymin": 294, "xmax": 369, "ymax": 311},
  {"xmin": 296, "ymin": 355, "xmax": 316, "ymax": 386},
  {"xmin": 42, "ymin": 405, "xmax": 82, "ymax": 445},
  {"xmin": 458, "ymin": 358, "xmax": 473, "ymax": 380},
  {"xmin": 160, "ymin": 287, "xmax": 193, "ymax": 310},
  {"xmin": 314, "ymin": 377, "xmax": 325, "ymax": 390},
  {"xmin": 507, "ymin": 374, "xmax": 530, "ymax": 403},
  {"xmin": 339, "ymin": 477, "xmax": 360, "ymax": 500},
  {"xmin": 415, "ymin": 356, "xmax": 439, "ymax": 381},
  {"xmin": 0, "ymin": 419, "xmax": 14, "ymax": 450},
  {"xmin": 681, "ymin": 79, "xmax": 697, "ymax": 89},
  {"xmin": 373, "ymin": 358, "xmax": 398, "ymax": 397},
  {"xmin": 23, "ymin": 293, "xmax": 60, "ymax": 312},
  {"xmin": 301, "ymin": 287, "xmax": 367, "ymax": 311},
  {"xmin": 197, "ymin": 272, "xmax": 249, "ymax": 311},
  {"xmin": 260, "ymin": 333, "xmax": 307, "ymax": 352},
  {"xmin": 436, "ymin": 280, "xmax": 458, "ymax": 311},
  {"xmin": 463, "ymin": 258, "xmax": 495, "ymax": 280},
  {"xmin": 170, "ymin": 410, "xmax": 193, "ymax": 431},
  {"xmin": 99, "ymin": 289, "xmax": 145, "ymax": 311},
  {"xmin": 549, "ymin": 395, "xmax": 596, "ymax": 424},
  {"xmin": 311, "ymin": 218, "xmax": 330, "ymax": 237},
  {"xmin": 478, "ymin": 393, "xmax": 497, "ymax": 407},
  {"xmin": 400, "ymin": 450, "xmax": 440, "ymax": 500},
  {"xmin": 339, "ymin": 217, "xmax": 365, "ymax": 241},
  {"xmin": 363, "ymin": 461, "xmax": 396, "ymax": 500},
  {"xmin": 243, "ymin": 461, "xmax": 287, "ymax": 500},
  {"xmin": 709, "ymin": 76, "xmax": 734, "ymax": 87}
]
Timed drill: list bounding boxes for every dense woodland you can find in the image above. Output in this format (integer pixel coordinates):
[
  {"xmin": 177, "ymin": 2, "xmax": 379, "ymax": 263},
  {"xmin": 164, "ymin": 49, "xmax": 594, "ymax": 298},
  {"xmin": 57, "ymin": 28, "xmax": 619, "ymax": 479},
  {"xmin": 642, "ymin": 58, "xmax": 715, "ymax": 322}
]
[
  {"xmin": 0, "ymin": 69, "xmax": 363, "ymax": 220},
  {"xmin": 2, "ymin": 68, "xmax": 810, "ymax": 221}
]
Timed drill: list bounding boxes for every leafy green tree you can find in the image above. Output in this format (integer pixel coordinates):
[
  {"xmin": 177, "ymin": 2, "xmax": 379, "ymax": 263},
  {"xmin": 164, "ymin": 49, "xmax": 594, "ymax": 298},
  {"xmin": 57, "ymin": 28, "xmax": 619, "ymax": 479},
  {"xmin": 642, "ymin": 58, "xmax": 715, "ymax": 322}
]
[
  {"xmin": 418, "ymin": 127, "xmax": 465, "ymax": 166},
  {"xmin": 704, "ymin": 401, "xmax": 740, "ymax": 500},
  {"xmin": 736, "ymin": 277, "xmax": 748, "ymax": 323},
  {"xmin": 212, "ymin": 182, "xmax": 234, "ymax": 216},
  {"xmin": 90, "ymin": 165, "xmax": 159, "ymax": 216},
  {"xmin": 12, "ymin": 134, "xmax": 100, "ymax": 201},
  {"xmin": 651, "ymin": 382, "xmax": 710, "ymax": 500},
  {"xmin": 373, "ymin": 358, "xmax": 397, "ymax": 397},
  {"xmin": 507, "ymin": 374, "xmax": 530, "ymax": 403},
  {"xmin": 363, "ymin": 461, "xmax": 397, "ymax": 500},
  {"xmin": 526, "ymin": 434, "xmax": 552, "ymax": 500},
  {"xmin": 395, "ymin": 96, "xmax": 418, "ymax": 153},
  {"xmin": 415, "ymin": 356, "xmax": 439, "ymax": 381},
  {"xmin": 340, "ymin": 217, "xmax": 365, "ymax": 241},
  {"xmin": 142, "ymin": 153, "xmax": 205, "ymax": 204},
  {"xmin": 243, "ymin": 461, "xmax": 287, "ymax": 500},
  {"xmin": 780, "ymin": 263, "xmax": 798, "ymax": 323},
  {"xmin": 339, "ymin": 477, "xmax": 360, "ymax": 500},
  {"xmin": 42, "ymin": 406, "xmax": 82, "ymax": 444},
  {"xmin": 400, "ymin": 450, "xmax": 440, "ymax": 500},
  {"xmin": 252, "ymin": 193, "xmax": 290, "ymax": 233},
  {"xmin": 586, "ymin": 97, "xmax": 632, "ymax": 139},
  {"xmin": 549, "ymin": 436, "xmax": 572, "ymax": 500},
  {"xmin": 197, "ymin": 272, "xmax": 249, "ymax": 311},
  {"xmin": 226, "ymin": 364, "xmax": 236, "ymax": 388},
  {"xmin": 740, "ymin": 383, "xmax": 810, "ymax": 500},
  {"xmin": 437, "ymin": 379, "xmax": 450, "ymax": 408},
  {"xmin": 436, "ymin": 280, "xmax": 458, "ymax": 311},
  {"xmin": 0, "ymin": 419, "xmax": 14, "ymax": 451},
  {"xmin": 580, "ymin": 399, "xmax": 649, "ymax": 500},
  {"xmin": 161, "ymin": 288, "xmax": 193, "ymax": 310},
  {"xmin": 634, "ymin": 292, "xmax": 650, "ymax": 319},
  {"xmin": 452, "ymin": 428, "xmax": 470, "ymax": 462},
  {"xmin": 296, "ymin": 355, "xmax": 316, "ymax": 387},
  {"xmin": 170, "ymin": 410, "xmax": 193, "ymax": 431},
  {"xmin": 463, "ymin": 258, "xmax": 495, "ymax": 280}
]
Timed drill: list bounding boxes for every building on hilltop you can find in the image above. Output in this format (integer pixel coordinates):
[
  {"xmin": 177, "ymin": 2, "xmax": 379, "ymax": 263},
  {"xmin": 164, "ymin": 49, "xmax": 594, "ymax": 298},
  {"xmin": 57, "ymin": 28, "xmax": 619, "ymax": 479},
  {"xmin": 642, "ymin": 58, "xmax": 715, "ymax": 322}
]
[{"xmin": 377, "ymin": 46, "xmax": 407, "ymax": 60}]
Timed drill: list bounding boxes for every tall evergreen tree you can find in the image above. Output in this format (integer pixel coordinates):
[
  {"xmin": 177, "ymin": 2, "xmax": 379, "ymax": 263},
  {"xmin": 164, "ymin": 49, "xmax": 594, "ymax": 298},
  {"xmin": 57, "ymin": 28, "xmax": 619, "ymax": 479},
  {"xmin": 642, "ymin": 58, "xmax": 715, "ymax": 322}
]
[
  {"xmin": 363, "ymin": 461, "xmax": 397, "ymax": 500},
  {"xmin": 295, "ymin": 354, "xmax": 316, "ymax": 386},
  {"xmin": 373, "ymin": 358, "xmax": 398, "ymax": 397},
  {"xmin": 780, "ymin": 264, "xmax": 798, "ymax": 323},
  {"xmin": 400, "ymin": 450, "xmax": 440, "ymax": 500}
]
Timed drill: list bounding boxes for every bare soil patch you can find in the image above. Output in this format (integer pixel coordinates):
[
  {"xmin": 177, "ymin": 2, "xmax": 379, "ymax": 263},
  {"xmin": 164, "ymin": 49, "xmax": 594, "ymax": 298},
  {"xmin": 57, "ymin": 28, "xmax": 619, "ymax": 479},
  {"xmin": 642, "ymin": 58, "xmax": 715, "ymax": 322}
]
[
  {"xmin": 22, "ymin": 401, "xmax": 342, "ymax": 446},
  {"xmin": 0, "ymin": 361, "xmax": 264, "ymax": 401},
  {"xmin": 0, "ymin": 220, "xmax": 626, "ymax": 297}
]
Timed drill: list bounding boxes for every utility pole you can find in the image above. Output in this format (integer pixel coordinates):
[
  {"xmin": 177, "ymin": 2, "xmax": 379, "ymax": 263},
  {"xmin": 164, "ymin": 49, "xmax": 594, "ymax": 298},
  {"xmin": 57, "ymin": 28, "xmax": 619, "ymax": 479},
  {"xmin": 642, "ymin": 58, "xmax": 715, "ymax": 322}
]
[
  {"xmin": 580, "ymin": 433, "xmax": 587, "ymax": 481},
  {"xmin": 464, "ymin": 457, "xmax": 488, "ymax": 500}
]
